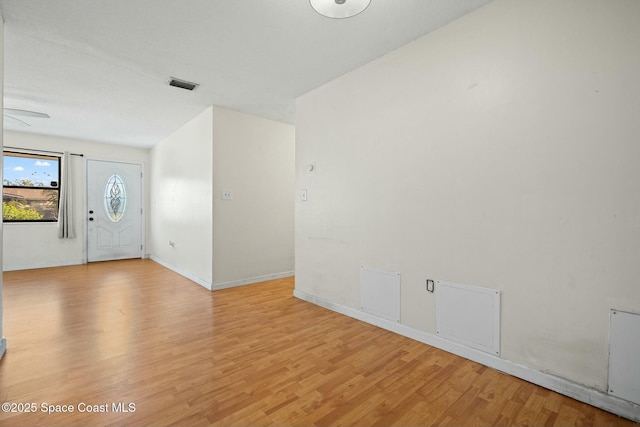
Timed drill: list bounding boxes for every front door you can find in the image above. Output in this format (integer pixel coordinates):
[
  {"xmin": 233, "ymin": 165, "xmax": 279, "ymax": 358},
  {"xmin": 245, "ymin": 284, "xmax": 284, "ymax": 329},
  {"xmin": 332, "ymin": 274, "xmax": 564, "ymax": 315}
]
[{"xmin": 87, "ymin": 160, "xmax": 143, "ymax": 262}]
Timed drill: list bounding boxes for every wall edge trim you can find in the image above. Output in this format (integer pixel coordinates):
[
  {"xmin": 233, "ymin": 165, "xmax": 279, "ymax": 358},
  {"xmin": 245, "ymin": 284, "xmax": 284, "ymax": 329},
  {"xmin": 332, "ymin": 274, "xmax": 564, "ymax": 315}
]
[
  {"xmin": 150, "ymin": 256, "xmax": 212, "ymax": 291},
  {"xmin": 213, "ymin": 271, "xmax": 295, "ymax": 291},
  {"xmin": 0, "ymin": 338, "xmax": 6, "ymax": 361},
  {"xmin": 292, "ymin": 289, "xmax": 640, "ymax": 423},
  {"xmin": 2, "ymin": 260, "xmax": 83, "ymax": 272}
]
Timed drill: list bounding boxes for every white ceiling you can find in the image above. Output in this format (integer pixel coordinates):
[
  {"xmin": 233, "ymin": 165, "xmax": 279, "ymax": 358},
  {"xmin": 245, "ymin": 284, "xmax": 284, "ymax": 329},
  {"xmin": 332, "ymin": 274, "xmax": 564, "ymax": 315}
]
[{"xmin": 0, "ymin": 0, "xmax": 492, "ymax": 148}]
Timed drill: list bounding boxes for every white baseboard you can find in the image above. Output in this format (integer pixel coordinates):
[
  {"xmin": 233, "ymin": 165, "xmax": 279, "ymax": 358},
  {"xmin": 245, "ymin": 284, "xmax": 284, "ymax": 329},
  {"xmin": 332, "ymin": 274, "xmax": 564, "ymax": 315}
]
[
  {"xmin": 0, "ymin": 338, "xmax": 6, "ymax": 360},
  {"xmin": 293, "ymin": 289, "xmax": 640, "ymax": 423},
  {"xmin": 2, "ymin": 260, "xmax": 84, "ymax": 272},
  {"xmin": 213, "ymin": 271, "xmax": 295, "ymax": 290},
  {"xmin": 149, "ymin": 256, "xmax": 212, "ymax": 291}
]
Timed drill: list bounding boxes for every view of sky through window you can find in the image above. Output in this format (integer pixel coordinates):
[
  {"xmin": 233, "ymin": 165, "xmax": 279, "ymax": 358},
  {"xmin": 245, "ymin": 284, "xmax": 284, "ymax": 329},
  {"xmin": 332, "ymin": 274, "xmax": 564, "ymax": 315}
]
[{"xmin": 3, "ymin": 155, "xmax": 59, "ymax": 187}]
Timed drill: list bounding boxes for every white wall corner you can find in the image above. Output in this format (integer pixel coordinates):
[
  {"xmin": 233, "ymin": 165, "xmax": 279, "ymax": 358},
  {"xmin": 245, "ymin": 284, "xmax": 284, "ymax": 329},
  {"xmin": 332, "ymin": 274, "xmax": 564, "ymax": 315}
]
[
  {"xmin": 293, "ymin": 289, "xmax": 640, "ymax": 423},
  {"xmin": 211, "ymin": 106, "xmax": 295, "ymax": 285}
]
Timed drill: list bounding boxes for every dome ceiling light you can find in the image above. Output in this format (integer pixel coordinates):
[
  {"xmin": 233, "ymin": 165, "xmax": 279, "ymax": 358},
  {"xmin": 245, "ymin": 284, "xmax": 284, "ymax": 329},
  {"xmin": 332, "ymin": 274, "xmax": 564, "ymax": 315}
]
[{"xmin": 310, "ymin": 0, "xmax": 371, "ymax": 19}]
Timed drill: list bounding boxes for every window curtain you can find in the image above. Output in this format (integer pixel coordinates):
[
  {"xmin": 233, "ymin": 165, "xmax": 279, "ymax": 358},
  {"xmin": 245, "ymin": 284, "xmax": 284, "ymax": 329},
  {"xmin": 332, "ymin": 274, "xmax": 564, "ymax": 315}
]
[{"xmin": 57, "ymin": 151, "xmax": 76, "ymax": 239}]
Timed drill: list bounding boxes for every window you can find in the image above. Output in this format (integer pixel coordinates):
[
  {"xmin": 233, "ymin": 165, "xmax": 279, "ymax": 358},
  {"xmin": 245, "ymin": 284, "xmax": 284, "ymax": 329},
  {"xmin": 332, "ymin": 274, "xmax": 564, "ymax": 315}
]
[
  {"xmin": 3, "ymin": 152, "xmax": 61, "ymax": 222},
  {"xmin": 104, "ymin": 174, "xmax": 127, "ymax": 222}
]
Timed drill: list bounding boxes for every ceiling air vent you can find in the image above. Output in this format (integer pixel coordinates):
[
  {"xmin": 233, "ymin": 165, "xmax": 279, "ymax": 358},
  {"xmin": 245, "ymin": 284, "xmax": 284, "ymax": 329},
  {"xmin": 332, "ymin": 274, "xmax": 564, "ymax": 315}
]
[{"xmin": 169, "ymin": 77, "xmax": 199, "ymax": 91}]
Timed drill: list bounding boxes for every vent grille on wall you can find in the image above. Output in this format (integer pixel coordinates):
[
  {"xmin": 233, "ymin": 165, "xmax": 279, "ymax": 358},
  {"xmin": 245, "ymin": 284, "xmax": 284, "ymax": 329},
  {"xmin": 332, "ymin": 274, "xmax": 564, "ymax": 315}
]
[
  {"xmin": 360, "ymin": 266, "xmax": 401, "ymax": 322},
  {"xmin": 436, "ymin": 279, "xmax": 501, "ymax": 355},
  {"xmin": 608, "ymin": 309, "xmax": 640, "ymax": 405},
  {"xmin": 169, "ymin": 77, "xmax": 199, "ymax": 91}
]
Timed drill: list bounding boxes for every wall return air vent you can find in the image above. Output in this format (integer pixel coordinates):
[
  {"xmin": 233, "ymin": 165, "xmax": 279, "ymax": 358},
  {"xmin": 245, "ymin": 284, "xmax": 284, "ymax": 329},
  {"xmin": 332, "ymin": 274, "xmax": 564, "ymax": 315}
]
[{"xmin": 168, "ymin": 77, "xmax": 199, "ymax": 91}]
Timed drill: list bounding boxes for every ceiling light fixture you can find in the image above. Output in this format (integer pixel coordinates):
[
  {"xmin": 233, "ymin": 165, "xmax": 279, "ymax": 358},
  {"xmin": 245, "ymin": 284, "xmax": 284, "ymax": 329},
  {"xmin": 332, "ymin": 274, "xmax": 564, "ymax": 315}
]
[{"xmin": 310, "ymin": 0, "xmax": 371, "ymax": 19}]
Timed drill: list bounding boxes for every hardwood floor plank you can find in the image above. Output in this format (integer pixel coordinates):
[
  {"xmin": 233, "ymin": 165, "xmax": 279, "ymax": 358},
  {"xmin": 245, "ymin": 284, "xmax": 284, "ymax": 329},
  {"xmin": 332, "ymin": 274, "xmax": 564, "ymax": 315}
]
[{"xmin": 0, "ymin": 260, "xmax": 636, "ymax": 427}]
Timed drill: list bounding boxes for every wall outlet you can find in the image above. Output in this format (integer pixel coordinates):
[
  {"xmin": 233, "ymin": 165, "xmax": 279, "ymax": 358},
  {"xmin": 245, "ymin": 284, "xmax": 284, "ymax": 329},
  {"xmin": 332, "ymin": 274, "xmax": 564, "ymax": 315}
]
[
  {"xmin": 426, "ymin": 279, "xmax": 435, "ymax": 293},
  {"xmin": 222, "ymin": 189, "xmax": 233, "ymax": 200}
]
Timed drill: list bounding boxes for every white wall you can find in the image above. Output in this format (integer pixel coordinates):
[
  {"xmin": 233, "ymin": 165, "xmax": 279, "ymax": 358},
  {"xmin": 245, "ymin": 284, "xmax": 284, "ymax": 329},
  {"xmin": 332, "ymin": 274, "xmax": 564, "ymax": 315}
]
[
  {"xmin": 296, "ymin": 0, "xmax": 640, "ymax": 394},
  {"xmin": 0, "ymin": 12, "xmax": 6, "ymax": 359},
  {"xmin": 212, "ymin": 106, "xmax": 294, "ymax": 288},
  {"xmin": 2, "ymin": 131, "xmax": 149, "ymax": 270},
  {"xmin": 149, "ymin": 106, "xmax": 295, "ymax": 290},
  {"xmin": 149, "ymin": 107, "xmax": 214, "ymax": 286}
]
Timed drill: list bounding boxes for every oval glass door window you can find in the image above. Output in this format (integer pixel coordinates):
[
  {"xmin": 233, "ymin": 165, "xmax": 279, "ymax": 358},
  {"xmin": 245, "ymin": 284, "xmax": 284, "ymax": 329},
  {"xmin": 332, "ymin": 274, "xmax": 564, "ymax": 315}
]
[{"xmin": 104, "ymin": 174, "xmax": 127, "ymax": 222}]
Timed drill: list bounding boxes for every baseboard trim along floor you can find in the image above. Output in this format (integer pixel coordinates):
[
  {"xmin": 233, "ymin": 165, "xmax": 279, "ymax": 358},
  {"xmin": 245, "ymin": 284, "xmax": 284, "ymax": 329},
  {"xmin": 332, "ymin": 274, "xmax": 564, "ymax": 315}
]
[
  {"xmin": 150, "ymin": 256, "xmax": 294, "ymax": 293},
  {"xmin": 212, "ymin": 271, "xmax": 295, "ymax": 291},
  {"xmin": 0, "ymin": 338, "xmax": 6, "ymax": 361},
  {"xmin": 293, "ymin": 288, "xmax": 640, "ymax": 423},
  {"xmin": 149, "ymin": 256, "xmax": 213, "ymax": 290}
]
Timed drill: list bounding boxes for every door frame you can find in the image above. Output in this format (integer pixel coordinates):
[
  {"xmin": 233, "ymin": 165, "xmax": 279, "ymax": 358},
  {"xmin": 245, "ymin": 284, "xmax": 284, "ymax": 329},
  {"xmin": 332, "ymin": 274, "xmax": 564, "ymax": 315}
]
[{"xmin": 83, "ymin": 157, "xmax": 146, "ymax": 263}]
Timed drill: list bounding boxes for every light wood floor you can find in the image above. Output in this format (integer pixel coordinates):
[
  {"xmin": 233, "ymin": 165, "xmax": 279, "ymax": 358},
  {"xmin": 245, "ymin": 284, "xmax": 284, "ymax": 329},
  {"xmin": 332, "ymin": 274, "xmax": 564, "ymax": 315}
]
[{"xmin": 0, "ymin": 259, "xmax": 636, "ymax": 427}]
